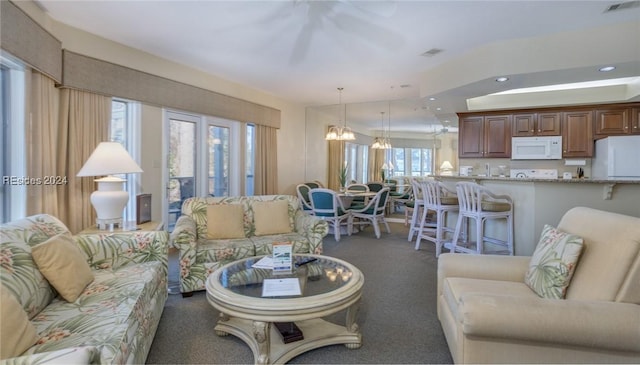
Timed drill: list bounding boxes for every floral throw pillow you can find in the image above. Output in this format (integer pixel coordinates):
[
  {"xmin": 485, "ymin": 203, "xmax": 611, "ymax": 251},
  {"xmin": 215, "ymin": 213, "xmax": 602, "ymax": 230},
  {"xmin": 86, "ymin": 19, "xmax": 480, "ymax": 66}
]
[{"xmin": 524, "ymin": 224, "xmax": 584, "ymax": 299}]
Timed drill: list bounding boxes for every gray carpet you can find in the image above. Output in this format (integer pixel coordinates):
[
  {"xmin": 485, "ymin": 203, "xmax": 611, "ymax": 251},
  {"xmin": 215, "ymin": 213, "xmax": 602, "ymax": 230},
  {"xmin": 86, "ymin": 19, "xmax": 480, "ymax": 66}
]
[{"xmin": 146, "ymin": 222, "xmax": 453, "ymax": 364}]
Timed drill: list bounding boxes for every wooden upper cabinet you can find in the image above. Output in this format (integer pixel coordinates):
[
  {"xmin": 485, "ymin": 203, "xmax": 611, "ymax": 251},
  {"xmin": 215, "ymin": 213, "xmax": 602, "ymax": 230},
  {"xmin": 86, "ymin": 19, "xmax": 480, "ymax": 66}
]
[
  {"xmin": 632, "ymin": 108, "xmax": 640, "ymax": 135},
  {"xmin": 459, "ymin": 116, "xmax": 484, "ymax": 158},
  {"xmin": 459, "ymin": 114, "xmax": 511, "ymax": 158},
  {"xmin": 594, "ymin": 107, "xmax": 632, "ymax": 137},
  {"xmin": 512, "ymin": 113, "xmax": 560, "ymax": 137},
  {"xmin": 484, "ymin": 115, "xmax": 511, "ymax": 157},
  {"xmin": 562, "ymin": 110, "xmax": 593, "ymax": 157}
]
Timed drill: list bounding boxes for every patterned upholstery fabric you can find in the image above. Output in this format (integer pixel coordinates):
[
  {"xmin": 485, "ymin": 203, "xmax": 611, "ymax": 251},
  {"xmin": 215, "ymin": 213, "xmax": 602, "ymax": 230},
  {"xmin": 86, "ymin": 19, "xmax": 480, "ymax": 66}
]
[
  {"xmin": 0, "ymin": 214, "xmax": 168, "ymax": 364},
  {"xmin": 170, "ymin": 195, "xmax": 328, "ymax": 294}
]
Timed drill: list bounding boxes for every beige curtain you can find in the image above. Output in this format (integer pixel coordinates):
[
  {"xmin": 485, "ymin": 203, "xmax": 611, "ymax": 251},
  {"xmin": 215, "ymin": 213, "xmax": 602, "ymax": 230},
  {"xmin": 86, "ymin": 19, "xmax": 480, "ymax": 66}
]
[
  {"xmin": 26, "ymin": 70, "xmax": 60, "ymax": 217},
  {"xmin": 327, "ymin": 140, "xmax": 345, "ymax": 191},
  {"xmin": 368, "ymin": 147, "xmax": 385, "ymax": 182},
  {"xmin": 254, "ymin": 124, "xmax": 278, "ymax": 195},
  {"xmin": 57, "ymin": 88, "xmax": 110, "ymax": 233}
]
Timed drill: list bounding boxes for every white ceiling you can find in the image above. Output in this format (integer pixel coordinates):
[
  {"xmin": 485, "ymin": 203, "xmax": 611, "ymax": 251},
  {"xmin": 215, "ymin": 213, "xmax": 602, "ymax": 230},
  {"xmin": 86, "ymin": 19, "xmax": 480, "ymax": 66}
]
[{"xmin": 36, "ymin": 0, "xmax": 640, "ymax": 134}]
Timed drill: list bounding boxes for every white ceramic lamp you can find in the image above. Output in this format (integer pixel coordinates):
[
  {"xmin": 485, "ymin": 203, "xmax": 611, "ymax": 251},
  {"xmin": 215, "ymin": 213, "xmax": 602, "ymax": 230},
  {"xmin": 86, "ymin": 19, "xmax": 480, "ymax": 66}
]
[
  {"xmin": 440, "ymin": 161, "xmax": 454, "ymax": 176},
  {"xmin": 77, "ymin": 142, "xmax": 143, "ymax": 230}
]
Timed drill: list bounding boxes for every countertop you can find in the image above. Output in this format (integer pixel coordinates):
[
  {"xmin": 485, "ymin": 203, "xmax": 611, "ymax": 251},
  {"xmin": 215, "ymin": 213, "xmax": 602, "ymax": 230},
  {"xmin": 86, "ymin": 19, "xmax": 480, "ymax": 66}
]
[{"xmin": 434, "ymin": 175, "xmax": 640, "ymax": 184}]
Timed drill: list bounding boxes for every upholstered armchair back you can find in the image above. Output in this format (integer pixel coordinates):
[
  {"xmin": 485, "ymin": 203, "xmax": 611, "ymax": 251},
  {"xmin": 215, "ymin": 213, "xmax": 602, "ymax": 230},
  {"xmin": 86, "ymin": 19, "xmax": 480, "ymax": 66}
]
[{"xmin": 557, "ymin": 207, "xmax": 640, "ymax": 304}]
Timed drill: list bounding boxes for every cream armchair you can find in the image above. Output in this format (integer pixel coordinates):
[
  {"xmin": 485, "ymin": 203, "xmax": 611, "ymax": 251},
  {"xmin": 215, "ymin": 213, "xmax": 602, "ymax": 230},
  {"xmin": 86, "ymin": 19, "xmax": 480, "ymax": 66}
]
[{"xmin": 437, "ymin": 207, "xmax": 640, "ymax": 364}]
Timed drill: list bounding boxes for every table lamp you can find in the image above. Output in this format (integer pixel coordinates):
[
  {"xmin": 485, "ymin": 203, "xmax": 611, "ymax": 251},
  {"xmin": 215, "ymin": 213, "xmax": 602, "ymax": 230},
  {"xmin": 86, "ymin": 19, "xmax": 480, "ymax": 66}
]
[
  {"xmin": 77, "ymin": 142, "xmax": 143, "ymax": 229},
  {"xmin": 440, "ymin": 161, "xmax": 454, "ymax": 176}
]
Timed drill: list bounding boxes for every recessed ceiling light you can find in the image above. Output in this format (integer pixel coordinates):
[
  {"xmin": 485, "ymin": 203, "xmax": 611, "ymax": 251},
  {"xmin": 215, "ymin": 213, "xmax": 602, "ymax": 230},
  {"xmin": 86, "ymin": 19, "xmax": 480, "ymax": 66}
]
[
  {"xmin": 429, "ymin": 97, "xmax": 436, "ymax": 101},
  {"xmin": 496, "ymin": 77, "xmax": 509, "ymax": 82},
  {"xmin": 599, "ymin": 66, "xmax": 616, "ymax": 72},
  {"xmin": 436, "ymin": 107, "xmax": 442, "ymax": 111}
]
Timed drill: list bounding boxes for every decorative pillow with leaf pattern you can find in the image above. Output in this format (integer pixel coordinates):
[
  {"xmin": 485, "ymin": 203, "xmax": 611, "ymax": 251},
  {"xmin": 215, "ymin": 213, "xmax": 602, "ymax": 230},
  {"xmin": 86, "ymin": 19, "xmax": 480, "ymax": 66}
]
[{"xmin": 524, "ymin": 224, "xmax": 584, "ymax": 299}]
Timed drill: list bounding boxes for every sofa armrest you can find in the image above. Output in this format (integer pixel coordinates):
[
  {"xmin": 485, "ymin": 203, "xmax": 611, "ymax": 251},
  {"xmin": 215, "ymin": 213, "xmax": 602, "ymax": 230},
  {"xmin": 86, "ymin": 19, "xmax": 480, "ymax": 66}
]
[
  {"xmin": 170, "ymin": 215, "xmax": 197, "ymax": 250},
  {"xmin": 74, "ymin": 230, "xmax": 168, "ymax": 275},
  {"xmin": 437, "ymin": 253, "xmax": 530, "ymax": 296},
  {"xmin": 294, "ymin": 210, "xmax": 328, "ymax": 254},
  {"xmin": 460, "ymin": 293, "xmax": 640, "ymax": 353},
  {"xmin": 0, "ymin": 346, "xmax": 100, "ymax": 365}
]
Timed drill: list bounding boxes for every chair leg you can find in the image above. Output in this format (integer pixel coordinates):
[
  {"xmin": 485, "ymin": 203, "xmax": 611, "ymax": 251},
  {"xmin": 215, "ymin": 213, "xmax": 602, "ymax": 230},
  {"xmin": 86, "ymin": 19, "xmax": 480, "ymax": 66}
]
[
  {"xmin": 435, "ymin": 210, "xmax": 444, "ymax": 257},
  {"xmin": 476, "ymin": 217, "xmax": 483, "ymax": 254},
  {"xmin": 451, "ymin": 213, "xmax": 464, "ymax": 253},
  {"xmin": 408, "ymin": 205, "xmax": 420, "ymax": 241},
  {"xmin": 334, "ymin": 221, "xmax": 341, "ymax": 242},
  {"xmin": 372, "ymin": 218, "xmax": 381, "ymax": 238},
  {"xmin": 382, "ymin": 216, "xmax": 391, "ymax": 234},
  {"xmin": 414, "ymin": 206, "xmax": 430, "ymax": 250}
]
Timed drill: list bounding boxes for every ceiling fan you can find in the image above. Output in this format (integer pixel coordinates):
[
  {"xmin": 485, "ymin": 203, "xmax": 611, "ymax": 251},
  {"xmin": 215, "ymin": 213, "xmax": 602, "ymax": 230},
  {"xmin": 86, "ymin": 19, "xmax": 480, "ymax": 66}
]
[{"xmin": 287, "ymin": 0, "xmax": 403, "ymax": 64}]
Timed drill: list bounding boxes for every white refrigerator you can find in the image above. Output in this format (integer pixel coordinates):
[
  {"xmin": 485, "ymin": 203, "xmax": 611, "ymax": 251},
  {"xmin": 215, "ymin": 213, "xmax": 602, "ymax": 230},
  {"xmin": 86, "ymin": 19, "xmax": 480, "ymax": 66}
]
[{"xmin": 592, "ymin": 135, "xmax": 640, "ymax": 180}]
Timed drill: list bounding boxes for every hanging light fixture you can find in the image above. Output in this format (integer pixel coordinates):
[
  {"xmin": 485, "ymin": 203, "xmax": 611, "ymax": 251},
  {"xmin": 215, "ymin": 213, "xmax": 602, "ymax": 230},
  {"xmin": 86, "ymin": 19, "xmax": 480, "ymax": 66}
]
[
  {"xmin": 372, "ymin": 111, "xmax": 392, "ymax": 149},
  {"xmin": 325, "ymin": 87, "xmax": 356, "ymax": 141},
  {"xmin": 386, "ymin": 100, "xmax": 393, "ymax": 149}
]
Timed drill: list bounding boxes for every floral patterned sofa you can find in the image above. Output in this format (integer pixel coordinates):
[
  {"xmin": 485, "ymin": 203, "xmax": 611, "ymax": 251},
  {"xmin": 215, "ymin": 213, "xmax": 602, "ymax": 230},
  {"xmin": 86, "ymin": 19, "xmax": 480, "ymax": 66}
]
[
  {"xmin": 0, "ymin": 214, "xmax": 169, "ymax": 364},
  {"xmin": 170, "ymin": 195, "xmax": 328, "ymax": 296}
]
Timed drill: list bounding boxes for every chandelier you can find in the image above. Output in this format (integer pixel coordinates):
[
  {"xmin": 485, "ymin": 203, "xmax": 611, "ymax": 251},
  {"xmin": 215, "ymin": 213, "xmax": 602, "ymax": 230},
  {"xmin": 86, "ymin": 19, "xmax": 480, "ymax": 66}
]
[
  {"xmin": 371, "ymin": 111, "xmax": 392, "ymax": 149},
  {"xmin": 325, "ymin": 87, "xmax": 355, "ymax": 141}
]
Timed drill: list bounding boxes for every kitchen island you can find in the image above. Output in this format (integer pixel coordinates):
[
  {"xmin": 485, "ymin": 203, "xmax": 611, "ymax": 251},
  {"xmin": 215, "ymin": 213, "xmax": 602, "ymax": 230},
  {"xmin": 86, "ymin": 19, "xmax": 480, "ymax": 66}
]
[{"xmin": 434, "ymin": 175, "xmax": 640, "ymax": 255}]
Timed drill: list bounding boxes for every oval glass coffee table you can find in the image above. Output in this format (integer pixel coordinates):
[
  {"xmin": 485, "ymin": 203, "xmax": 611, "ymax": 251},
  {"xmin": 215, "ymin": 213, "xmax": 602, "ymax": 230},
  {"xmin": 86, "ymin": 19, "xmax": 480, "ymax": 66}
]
[{"xmin": 206, "ymin": 254, "xmax": 364, "ymax": 364}]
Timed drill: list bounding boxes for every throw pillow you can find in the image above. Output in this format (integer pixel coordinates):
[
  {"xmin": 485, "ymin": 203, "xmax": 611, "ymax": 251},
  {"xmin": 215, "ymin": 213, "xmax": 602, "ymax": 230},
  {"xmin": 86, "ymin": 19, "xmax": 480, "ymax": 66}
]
[
  {"xmin": 206, "ymin": 204, "xmax": 246, "ymax": 239},
  {"xmin": 0, "ymin": 284, "xmax": 39, "ymax": 359},
  {"xmin": 31, "ymin": 234, "xmax": 94, "ymax": 302},
  {"xmin": 253, "ymin": 200, "xmax": 292, "ymax": 236},
  {"xmin": 524, "ymin": 224, "xmax": 584, "ymax": 299}
]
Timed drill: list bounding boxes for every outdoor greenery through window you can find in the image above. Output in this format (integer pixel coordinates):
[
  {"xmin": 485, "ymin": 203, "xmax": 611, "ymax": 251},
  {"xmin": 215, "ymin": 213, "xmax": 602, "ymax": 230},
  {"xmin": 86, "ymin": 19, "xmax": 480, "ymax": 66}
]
[{"xmin": 391, "ymin": 147, "xmax": 434, "ymax": 176}]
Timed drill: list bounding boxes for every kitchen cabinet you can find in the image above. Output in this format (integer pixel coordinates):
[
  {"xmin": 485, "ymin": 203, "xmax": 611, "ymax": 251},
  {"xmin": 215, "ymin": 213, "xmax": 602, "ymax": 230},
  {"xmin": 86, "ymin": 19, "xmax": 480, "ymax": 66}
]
[
  {"xmin": 512, "ymin": 112, "xmax": 561, "ymax": 137},
  {"xmin": 594, "ymin": 107, "xmax": 631, "ymax": 137},
  {"xmin": 562, "ymin": 110, "xmax": 593, "ymax": 157},
  {"xmin": 633, "ymin": 108, "xmax": 640, "ymax": 134},
  {"xmin": 459, "ymin": 114, "xmax": 511, "ymax": 158}
]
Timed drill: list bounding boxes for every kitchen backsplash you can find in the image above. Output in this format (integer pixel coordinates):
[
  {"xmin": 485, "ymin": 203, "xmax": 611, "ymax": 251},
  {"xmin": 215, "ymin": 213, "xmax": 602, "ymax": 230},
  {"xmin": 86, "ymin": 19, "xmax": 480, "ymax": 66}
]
[{"xmin": 458, "ymin": 158, "xmax": 592, "ymax": 179}]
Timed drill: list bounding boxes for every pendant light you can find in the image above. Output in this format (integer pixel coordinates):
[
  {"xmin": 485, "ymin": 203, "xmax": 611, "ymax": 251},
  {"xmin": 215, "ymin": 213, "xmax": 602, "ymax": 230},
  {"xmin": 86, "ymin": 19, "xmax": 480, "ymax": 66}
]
[
  {"xmin": 372, "ymin": 111, "xmax": 391, "ymax": 149},
  {"xmin": 325, "ymin": 87, "xmax": 356, "ymax": 141},
  {"xmin": 386, "ymin": 100, "xmax": 393, "ymax": 149}
]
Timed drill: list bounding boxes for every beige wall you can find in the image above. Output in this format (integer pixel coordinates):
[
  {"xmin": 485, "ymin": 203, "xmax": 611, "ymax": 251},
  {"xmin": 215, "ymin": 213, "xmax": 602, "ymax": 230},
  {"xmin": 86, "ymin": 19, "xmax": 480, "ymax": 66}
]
[{"xmin": 15, "ymin": 0, "xmax": 308, "ymax": 208}]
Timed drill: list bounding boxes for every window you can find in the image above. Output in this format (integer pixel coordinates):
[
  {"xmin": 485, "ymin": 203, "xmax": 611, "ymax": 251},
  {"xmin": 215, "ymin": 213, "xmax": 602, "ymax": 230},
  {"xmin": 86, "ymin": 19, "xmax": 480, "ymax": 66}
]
[
  {"xmin": 1, "ymin": 54, "xmax": 26, "ymax": 223},
  {"xmin": 345, "ymin": 142, "xmax": 369, "ymax": 183},
  {"xmin": 246, "ymin": 124, "xmax": 255, "ymax": 195},
  {"xmin": 390, "ymin": 147, "xmax": 434, "ymax": 177},
  {"xmin": 110, "ymin": 99, "xmax": 141, "ymax": 223}
]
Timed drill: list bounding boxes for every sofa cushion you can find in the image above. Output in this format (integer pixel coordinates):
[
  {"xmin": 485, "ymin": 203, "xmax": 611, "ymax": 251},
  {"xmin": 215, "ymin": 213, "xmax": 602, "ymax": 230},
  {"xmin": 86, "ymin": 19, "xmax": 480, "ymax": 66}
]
[
  {"xmin": 443, "ymin": 277, "xmax": 536, "ymax": 321},
  {"xmin": 0, "ymin": 284, "xmax": 39, "ymax": 359},
  {"xmin": 206, "ymin": 204, "xmax": 246, "ymax": 239},
  {"xmin": 196, "ymin": 238, "xmax": 256, "ymax": 264},
  {"xmin": 251, "ymin": 234, "xmax": 311, "ymax": 256},
  {"xmin": 253, "ymin": 200, "xmax": 292, "ymax": 236},
  {"xmin": 28, "ymin": 261, "xmax": 165, "ymax": 364},
  {"xmin": 524, "ymin": 225, "xmax": 584, "ymax": 299},
  {"xmin": 31, "ymin": 234, "xmax": 95, "ymax": 302}
]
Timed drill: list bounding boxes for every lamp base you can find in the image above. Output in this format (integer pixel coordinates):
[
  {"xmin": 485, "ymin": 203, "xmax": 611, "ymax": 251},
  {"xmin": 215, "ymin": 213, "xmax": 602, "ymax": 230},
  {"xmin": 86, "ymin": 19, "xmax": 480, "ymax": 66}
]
[
  {"xmin": 90, "ymin": 176, "xmax": 129, "ymax": 230},
  {"xmin": 95, "ymin": 217, "xmax": 123, "ymax": 231}
]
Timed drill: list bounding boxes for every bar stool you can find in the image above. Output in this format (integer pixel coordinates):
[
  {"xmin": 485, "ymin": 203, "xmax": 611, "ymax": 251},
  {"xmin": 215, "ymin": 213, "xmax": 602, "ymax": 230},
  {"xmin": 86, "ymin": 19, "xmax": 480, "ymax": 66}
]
[
  {"xmin": 450, "ymin": 182, "xmax": 514, "ymax": 255},
  {"xmin": 407, "ymin": 178, "xmax": 426, "ymax": 241},
  {"xmin": 415, "ymin": 180, "xmax": 459, "ymax": 256}
]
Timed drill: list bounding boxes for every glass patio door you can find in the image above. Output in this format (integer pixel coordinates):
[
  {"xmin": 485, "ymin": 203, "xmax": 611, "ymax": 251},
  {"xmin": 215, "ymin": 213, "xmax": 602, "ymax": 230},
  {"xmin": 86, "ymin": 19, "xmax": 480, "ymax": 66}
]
[
  {"xmin": 164, "ymin": 112, "xmax": 237, "ymax": 231},
  {"xmin": 165, "ymin": 112, "xmax": 198, "ymax": 231}
]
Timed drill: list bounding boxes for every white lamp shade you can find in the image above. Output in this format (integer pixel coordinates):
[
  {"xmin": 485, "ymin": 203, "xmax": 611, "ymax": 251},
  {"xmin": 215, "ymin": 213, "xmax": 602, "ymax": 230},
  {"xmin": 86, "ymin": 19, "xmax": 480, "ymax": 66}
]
[
  {"xmin": 440, "ymin": 161, "xmax": 454, "ymax": 170},
  {"xmin": 77, "ymin": 142, "xmax": 143, "ymax": 177}
]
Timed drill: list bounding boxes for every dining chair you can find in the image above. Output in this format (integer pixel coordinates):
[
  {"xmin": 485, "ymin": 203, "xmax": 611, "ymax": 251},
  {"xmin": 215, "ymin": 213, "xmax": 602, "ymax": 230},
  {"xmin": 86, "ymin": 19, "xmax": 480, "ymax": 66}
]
[
  {"xmin": 366, "ymin": 182, "xmax": 384, "ymax": 192},
  {"xmin": 415, "ymin": 180, "xmax": 459, "ymax": 257},
  {"xmin": 348, "ymin": 188, "xmax": 391, "ymax": 239},
  {"xmin": 303, "ymin": 181, "xmax": 320, "ymax": 189},
  {"xmin": 309, "ymin": 188, "xmax": 351, "ymax": 242},
  {"xmin": 346, "ymin": 183, "xmax": 370, "ymax": 208},
  {"xmin": 295, "ymin": 183, "xmax": 313, "ymax": 213},
  {"xmin": 450, "ymin": 182, "xmax": 514, "ymax": 255}
]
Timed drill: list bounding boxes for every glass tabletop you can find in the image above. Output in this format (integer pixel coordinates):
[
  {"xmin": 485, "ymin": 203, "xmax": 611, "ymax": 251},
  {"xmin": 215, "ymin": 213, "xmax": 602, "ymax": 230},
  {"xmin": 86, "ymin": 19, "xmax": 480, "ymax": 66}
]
[{"xmin": 217, "ymin": 254, "xmax": 357, "ymax": 299}]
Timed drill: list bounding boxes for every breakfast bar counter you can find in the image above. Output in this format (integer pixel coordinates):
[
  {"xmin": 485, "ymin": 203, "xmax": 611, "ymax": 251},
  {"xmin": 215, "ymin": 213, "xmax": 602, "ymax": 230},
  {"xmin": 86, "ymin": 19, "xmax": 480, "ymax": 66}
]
[{"xmin": 433, "ymin": 175, "xmax": 640, "ymax": 255}]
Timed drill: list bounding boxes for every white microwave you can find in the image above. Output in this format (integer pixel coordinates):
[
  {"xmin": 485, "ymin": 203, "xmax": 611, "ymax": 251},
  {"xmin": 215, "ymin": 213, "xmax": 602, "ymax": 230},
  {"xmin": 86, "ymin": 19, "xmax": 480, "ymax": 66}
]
[{"xmin": 511, "ymin": 136, "xmax": 562, "ymax": 160}]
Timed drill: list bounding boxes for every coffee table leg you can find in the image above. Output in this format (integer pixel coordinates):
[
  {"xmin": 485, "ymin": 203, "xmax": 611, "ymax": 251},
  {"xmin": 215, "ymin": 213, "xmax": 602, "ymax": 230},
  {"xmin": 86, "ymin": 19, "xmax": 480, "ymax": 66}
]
[
  {"xmin": 344, "ymin": 300, "xmax": 362, "ymax": 349},
  {"xmin": 215, "ymin": 313, "xmax": 230, "ymax": 336},
  {"xmin": 252, "ymin": 321, "xmax": 271, "ymax": 364}
]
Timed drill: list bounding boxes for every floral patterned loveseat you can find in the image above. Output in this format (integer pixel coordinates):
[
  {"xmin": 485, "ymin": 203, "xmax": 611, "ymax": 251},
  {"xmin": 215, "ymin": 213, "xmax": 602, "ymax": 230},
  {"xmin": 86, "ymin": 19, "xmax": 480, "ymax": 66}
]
[
  {"xmin": 0, "ymin": 214, "xmax": 169, "ymax": 364},
  {"xmin": 170, "ymin": 195, "xmax": 328, "ymax": 296}
]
